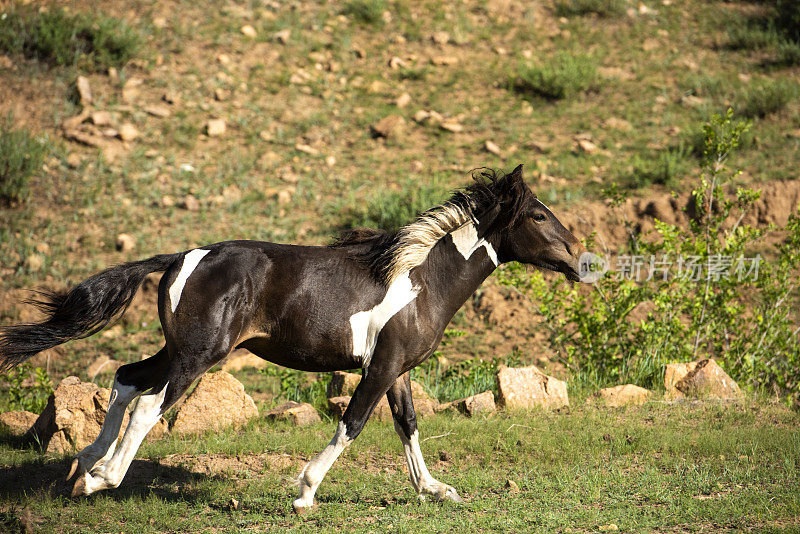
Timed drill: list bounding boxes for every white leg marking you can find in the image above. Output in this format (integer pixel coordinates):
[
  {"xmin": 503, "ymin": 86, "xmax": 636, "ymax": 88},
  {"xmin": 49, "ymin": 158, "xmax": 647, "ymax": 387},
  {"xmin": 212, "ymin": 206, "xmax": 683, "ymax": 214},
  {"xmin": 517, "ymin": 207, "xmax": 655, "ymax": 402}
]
[
  {"xmin": 394, "ymin": 424, "xmax": 463, "ymax": 503},
  {"xmin": 72, "ymin": 381, "xmax": 140, "ymax": 476},
  {"xmin": 293, "ymin": 421, "xmax": 352, "ymax": 511},
  {"xmin": 169, "ymin": 249, "xmax": 210, "ymax": 312},
  {"xmin": 77, "ymin": 382, "xmax": 169, "ymax": 495},
  {"xmin": 349, "ymin": 271, "xmax": 420, "ymax": 367},
  {"xmin": 449, "ymin": 222, "xmax": 498, "ymax": 266}
]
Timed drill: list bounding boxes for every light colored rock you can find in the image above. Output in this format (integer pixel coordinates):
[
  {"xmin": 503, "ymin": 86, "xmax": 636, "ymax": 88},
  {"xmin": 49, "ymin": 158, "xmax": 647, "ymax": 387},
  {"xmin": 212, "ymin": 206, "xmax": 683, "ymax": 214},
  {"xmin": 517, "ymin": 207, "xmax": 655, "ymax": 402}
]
[
  {"xmin": 484, "ymin": 140, "xmax": 502, "ymax": 155},
  {"xmin": 431, "ymin": 56, "xmax": 459, "ymax": 66},
  {"xmin": 497, "ymin": 365, "xmax": 569, "ymax": 410},
  {"xmin": 240, "ymin": 25, "xmax": 257, "ymax": 38},
  {"xmin": 674, "ymin": 359, "xmax": 743, "ymax": 400},
  {"xmin": 604, "ymin": 117, "xmax": 632, "ymax": 131},
  {"xmin": 86, "ymin": 356, "xmax": 123, "ymax": 379},
  {"xmin": 370, "ymin": 114, "xmax": 405, "ymax": 138},
  {"xmin": 576, "ymin": 138, "xmax": 598, "ymax": 154},
  {"xmin": 395, "ymin": 92, "xmax": 411, "ymax": 108},
  {"xmin": 439, "ymin": 121, "xmax": 464, "ymax": 133},
  {"xmin": 115, "ymin": 233, "xmax": 136, "ymax": 252},
  {"xmin": 117, "ymin": 123, "xmax": 139, "ymax": 142},
  {"xmin": 0, "ymin": 411, "xmax": 38, "ymax": 437},
  {"xmin": 23, "ymin": 254, "xmax": 43, "ymax": 272},
  {"xmin": 90, "ymin": 110, "xmax": 113, "ymax": 126},
  {"xmin": 222, "ymin": 350, "xmax": 268, "ymax": 372},
  {"xmin": 439, "ymin": 391, "xmax": 496, "ymax": 416},
  {"xmin": 121, "ymin": 77, "xmax": 143, "ymax": 103},
  {"xmin": 66, "ymin": 153, "xmax": 83, "ymax": 169},
  {"xmin": 266, "ymin": 401, "xmax": 320, "ymax": 427},
  {"xmin": 62, "ymin": 108, "xmax": 92, "ymax": 130},
  {"xmin": 328, "ymin": 372, "xmax": 436, "ymax": 417},
  {"xmin": 327, "ymin": 371, "xmax": 362, "ymax": 397},
  {"xmin": 273, "ymin": 29, "xmax": 290, "ymax": 44},
  {"xmin": 505, "ymin": 479, "xmax": 520, "ymax": 493},
  {"xmin": 171, "ymin": 371, "xmax": 258, "ymax": 435},
  {"xmin": 206, "ymin": 118, "xmax": 227, "ymax": 137},
  {"xmin": 144, "ymin": 104, "xmax": 171, "ymax": 118},
  {"xmin": 590, "ymin": 384, "xmax": 651, "ymax": 407},
  {"xmin": 76, "ymin": 75, "xmax": 92, "ymax": 105},
  {"xmin": 180, "ymin": 195, "xmax": 200, "ymax": 211},
  {"xmin": 328, "ymin": 395, "xmax": 392, "ymax": 421},
  {"xmin": 664, "ymin": 361, "xmax": 698, "ymax": 399},
  {"xmin": 431, "ymin": 31, "xmax": 450, "ymax": 45}
]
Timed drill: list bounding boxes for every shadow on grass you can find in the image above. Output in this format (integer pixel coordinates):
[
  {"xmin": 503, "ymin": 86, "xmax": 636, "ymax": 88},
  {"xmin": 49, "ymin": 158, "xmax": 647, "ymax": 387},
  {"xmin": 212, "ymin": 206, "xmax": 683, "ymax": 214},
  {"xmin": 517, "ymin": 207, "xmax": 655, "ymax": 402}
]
[{"xmin": 0, "ymin": 455, "xmax": 224, "ymax": 503}]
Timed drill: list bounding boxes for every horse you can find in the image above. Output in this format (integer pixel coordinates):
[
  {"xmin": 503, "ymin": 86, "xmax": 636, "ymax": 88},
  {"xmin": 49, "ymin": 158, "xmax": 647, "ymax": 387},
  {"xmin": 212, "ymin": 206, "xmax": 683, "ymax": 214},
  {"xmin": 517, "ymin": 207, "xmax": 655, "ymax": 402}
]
[{"xmin": 0, "ymin": 164, "xmax": 585, "ymax": 511}]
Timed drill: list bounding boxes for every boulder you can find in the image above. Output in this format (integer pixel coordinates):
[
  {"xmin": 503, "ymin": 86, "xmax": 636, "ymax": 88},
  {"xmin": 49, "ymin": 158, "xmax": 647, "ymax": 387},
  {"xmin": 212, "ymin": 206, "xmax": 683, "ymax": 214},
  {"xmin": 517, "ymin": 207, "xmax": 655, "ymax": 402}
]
[
  {"xmin": 370, "ymin": 114, "xmax": 405, "ymax": 139},
  {"xmin": 266, "ymin": 401, "xmax": 321, "ymax": 427},
  {"xmin": 497, "ymin": 365, "xmax": 569, "ymax": 410},
  {"xmin": 221, "ymin": 350, "xmax": 268, "ymax": 372},
  {"xmin": 438, "ymin": 391, "xmax": 496, "ymax": 416},
  {"xmin": 664, "ymin": 361, "xmax": 698, "ymax": 399},
  {"xmin": 327, "ymin": 395, "xmax": 392, "ymax": 421},
  {"xmin": 327, "ymin": 372, "xmax": 437, "ymax": 417},
  {"xmin": 29, "ymin": 376, "xmax": 167, "ymax": 453},
  {"xmin": 171, "ymin": 371, "xmax": 258, "ymax": 435},
  {"xmin": 0, "ymin": 410, "xmax": 38, "ymax": 437},
  {"xmin": 86, "ymin": 355, "xmax": 123, "ymax": 379},
  {"xmin": 590, "ymin": 384, "xmax": 651, "ymax": 407},
  {"xmin": 674, "ymin": 359, "xmax": 742, "ymax": 400}
]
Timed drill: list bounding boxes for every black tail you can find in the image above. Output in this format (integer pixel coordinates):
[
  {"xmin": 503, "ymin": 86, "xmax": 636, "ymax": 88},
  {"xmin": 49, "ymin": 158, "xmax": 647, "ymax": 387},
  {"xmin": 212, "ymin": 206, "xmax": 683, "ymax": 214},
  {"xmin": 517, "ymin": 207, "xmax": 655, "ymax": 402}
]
[{"xmin": 0, "ymin": 253, "xmax": 183, "ymax": 372}]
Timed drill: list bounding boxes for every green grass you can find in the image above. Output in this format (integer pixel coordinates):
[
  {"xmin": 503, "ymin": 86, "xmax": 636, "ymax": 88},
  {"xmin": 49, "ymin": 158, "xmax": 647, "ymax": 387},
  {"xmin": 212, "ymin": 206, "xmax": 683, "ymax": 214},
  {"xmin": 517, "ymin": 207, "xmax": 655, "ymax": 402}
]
[
  {"xmin": 342, "ymin": 0, "xmax": 387, "ymax": 26},
  {"xmin": 0, "ymin": 402, "xmax": 797, "ymax": 532},
  {"xmin": 0, "ymin": 5, "xmax": 140, "ymax": 70},
  {"xmin": 0, "ymin": 119, "xmax": 48, "ymax": 205},
  {"xmin": 513, "ymin": 53, "xmax": 598, "ymax": 101},
  {"xmin": 555, "ymin": 0, "xmax": 626, "ymax": 18},
  {"xmin": 737, "ymin": 79, "xmax": 798, "ymax": 118}
]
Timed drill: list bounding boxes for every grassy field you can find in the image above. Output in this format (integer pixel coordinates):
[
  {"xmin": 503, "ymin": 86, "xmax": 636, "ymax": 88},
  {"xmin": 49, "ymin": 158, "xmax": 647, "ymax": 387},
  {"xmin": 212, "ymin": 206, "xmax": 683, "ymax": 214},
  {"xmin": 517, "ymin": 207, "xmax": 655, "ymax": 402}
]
[{"xmin": 1, "ymin": 400, "xmax": 798, "ymax": 533}]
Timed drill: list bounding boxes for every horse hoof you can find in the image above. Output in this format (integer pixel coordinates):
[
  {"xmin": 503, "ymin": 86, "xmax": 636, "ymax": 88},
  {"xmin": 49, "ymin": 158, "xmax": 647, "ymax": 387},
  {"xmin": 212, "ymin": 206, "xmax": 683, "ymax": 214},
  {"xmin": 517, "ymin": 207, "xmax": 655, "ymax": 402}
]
[
  {"xmin": 443, "ymin": 486, "xmax": 463, "ymax": 504},
  {"xmin": 66, "ymin": 458, "xmax": 79, "ymax": 481},
  {"xmin": 292, "ymin": 500, "xmax": 316, "ymax": 515},
  {"xmin": 70, "ymin": 474, "xmax": 88, "ymax": 498}
]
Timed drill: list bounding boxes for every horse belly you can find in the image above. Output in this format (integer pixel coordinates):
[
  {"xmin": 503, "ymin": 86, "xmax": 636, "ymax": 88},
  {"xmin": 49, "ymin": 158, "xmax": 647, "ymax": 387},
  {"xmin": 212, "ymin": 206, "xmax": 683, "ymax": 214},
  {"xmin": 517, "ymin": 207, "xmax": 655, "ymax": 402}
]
[{"xmin": 237, "ymin": 328, "xmax": 361, "ymax": 372}]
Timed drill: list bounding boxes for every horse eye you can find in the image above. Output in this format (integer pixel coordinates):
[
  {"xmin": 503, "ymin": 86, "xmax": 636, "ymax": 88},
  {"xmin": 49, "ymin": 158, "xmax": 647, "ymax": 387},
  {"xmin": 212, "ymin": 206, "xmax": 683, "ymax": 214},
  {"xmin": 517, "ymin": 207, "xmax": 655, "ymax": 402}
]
[{"xmin": 532, "ymin": 212, "xmax": 547, "ymax": 222}]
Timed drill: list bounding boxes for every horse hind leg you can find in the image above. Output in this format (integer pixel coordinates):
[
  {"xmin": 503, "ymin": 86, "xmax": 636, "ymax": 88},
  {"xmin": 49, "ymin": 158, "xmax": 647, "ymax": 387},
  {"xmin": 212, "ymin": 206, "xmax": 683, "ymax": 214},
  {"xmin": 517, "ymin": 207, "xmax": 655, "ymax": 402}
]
[{"xmin": 68, "ymin": 347, "xmax": 169, "ymax": 482}]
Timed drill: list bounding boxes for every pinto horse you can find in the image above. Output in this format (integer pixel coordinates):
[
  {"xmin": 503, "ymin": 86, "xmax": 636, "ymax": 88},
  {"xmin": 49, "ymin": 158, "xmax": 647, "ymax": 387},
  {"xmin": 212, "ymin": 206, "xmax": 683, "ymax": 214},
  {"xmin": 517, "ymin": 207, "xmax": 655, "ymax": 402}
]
[{"xmin": 0, "ymin": 164, "xmax": 584, "ymax": 511}]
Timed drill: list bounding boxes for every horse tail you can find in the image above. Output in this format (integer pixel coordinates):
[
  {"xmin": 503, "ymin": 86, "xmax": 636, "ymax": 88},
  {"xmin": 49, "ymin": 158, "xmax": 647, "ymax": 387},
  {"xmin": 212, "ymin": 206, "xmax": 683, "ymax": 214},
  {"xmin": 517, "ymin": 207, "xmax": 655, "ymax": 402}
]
[{"xmin": 0, "ymin": 253, "xmax": 183, "ymax": 373}]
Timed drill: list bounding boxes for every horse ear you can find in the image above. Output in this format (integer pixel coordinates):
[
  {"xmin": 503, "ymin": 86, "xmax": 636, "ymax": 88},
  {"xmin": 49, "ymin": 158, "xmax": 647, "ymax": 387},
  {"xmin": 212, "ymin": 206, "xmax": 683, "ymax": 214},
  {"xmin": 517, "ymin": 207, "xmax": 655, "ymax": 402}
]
[{"xmin": 507, "ymin": 164, "xmax": 524, "ymax": 184}]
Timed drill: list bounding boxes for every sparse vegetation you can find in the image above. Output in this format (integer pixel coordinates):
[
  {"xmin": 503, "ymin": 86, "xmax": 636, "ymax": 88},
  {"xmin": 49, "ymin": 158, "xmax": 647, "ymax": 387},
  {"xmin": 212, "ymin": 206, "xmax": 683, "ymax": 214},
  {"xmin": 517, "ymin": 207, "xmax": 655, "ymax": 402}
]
[
  {"xmin": 1, "ymin": 363, "xmax": 52, "ymax": 413},
  {"xmin": 513, "ymin": 52, "xmax": 598, "ymax": 100},
  {"xmin": 342, "ymin": 0, "xmax": 387, "ymax": 26},
  {"xmin": 555, "ymin": 0, "xmax": 626, "ymax": 18},
  {"xmin": 737, "ymin": 79, "xmax": 798, "ymax": 118},
  {"xmin": 0, "ymin": 119, "xmax": 47, "ymax": 205},
  {"xmin": 343, "ymin": 180, "xmax": 448, "ymax": 231},
  {"xmin": 0, "ymin": 6, "xmax": 140, "ymax": 70},
  {"xmin": 624, "ymin": 145, "xmax": 691, "ymax": 189}
]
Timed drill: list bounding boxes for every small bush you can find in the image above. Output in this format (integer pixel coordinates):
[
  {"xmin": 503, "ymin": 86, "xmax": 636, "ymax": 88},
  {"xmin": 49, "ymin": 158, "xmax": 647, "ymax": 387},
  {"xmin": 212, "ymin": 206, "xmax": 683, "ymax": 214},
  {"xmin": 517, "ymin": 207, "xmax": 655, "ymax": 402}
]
[
  {"xmin": 555, "ymin": 0, "xmax": 626, "ymax": 18},
  {"xmin": 343, "ymin": 0, "xmax": 387, "ymax": 26},
  {"xmin": 1, "ymin": 363, "xmax": 53, "ymax": 413},
  {"xmin": 513, "ymin": 52, "xmax": 597, "ymax": 100},
  {"xmin": 774, "ymin": 40, "xmax": 800, "ymax": 67},
  {"xmin": 625, "ymin": 146, "xmax": 691, "ymax": 189},
  {"xmin": 345, "ymin": 182, "xmax": 448, "ymax": 231},
  {"xmin": 0, "ymin": 6, "xmax": 140, "ymax": 70},
  {"xmin": 726, "ymin": 22, "xmax": 780, "ymax": 51},
  {"xmin": 737, "ymin": 79, "xmax": 798, "ymax": 118},
  {"xmin": 0, "ymin": 120, "xmax": 48, "ymax": 204}
]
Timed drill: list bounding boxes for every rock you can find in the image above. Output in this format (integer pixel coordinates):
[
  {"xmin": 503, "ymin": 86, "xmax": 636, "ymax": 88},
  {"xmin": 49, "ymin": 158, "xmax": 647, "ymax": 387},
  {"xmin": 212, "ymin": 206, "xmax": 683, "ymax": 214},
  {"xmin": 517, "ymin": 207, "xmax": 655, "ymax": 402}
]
[
  {"xmin": 240, "ymin": 25, "xmax": 257, "ymax": 38},
  {"xmin": 76, "ymin": 75, "xmax": 92, "ymax": 105},
  {"xmin": 604, "ymin": 117, "xmax": 632, "ymax": 131},
  {"xmin": 395, "ymin": 92, "xmax": 411, "ymax": 108},
  {"xmin": 216, "ymin": 53, "xmax": 231, "ymax": 65},
  {"xmin": 328, "ymin": 395, "xmax": 392, "ymax": 421},
  {"xmin": 664, "ymin": 361, "xmax": 698, "ymax": 399},
  {"xmin": 497, "ymin": 365, "xmax": 569, "ymax": 410},
  {"xmin": 64, "ymin": 129, "xmax": 110, "ymax": 149},
  {"xmin": 206, "ymin": 118, "xmax": 226, "ymax": 137},
  {"xmin": 66, "ymin": 153, "xmax": 83, "ymax": 169},
  {"xmin": 161, "ymin": 195, "xmax": 175, "ymax": 207},
  {"xmin": 28, "ymin": 376, "xmax": 166, "ymax": 453},
  {"xmin": 590, "ymin": 384, "xmax": 651, "ymax": 407},
  {"xmin": 388, "ymin": 56, "xmax": 407, "ymax": 69},
  {"xmin": 214, "ymin": 88, "xmax": 230, "ymax": 101},
  {"xmin": 273, "ymin": 29, "xmax": 291, "ymax": 44},
  {"xmin": 266, "ymin": 401, "xmax": 320, "ymax": 427},
  {"xmin": 431, "ymin": 31, "xmax": 450, "ymax": 45},
  {"xmin": 505, "ymin": 479, "xmax": 520, "ymax": 493},
  {"xmin": 162, "ymin": 91, "xmax": 180, "ymax": 105},
  {"xmin": 328, "ymin": 372, "xmax": 437, "ymax": 417},
  {"xmin": 576, "ymin": 138, "xmax": 598, "ymax": 154},
  {"xmin": 90, "ymin": 110, "xmax": 114, "ymax": 126},
  {"xmin": 294, "ymin": 143, "xmax": 318, "ymax": 155},
  {"xmin": 86, "ymin": 356, "xmax": 123, "ymax": 379},
  {"xmin": 674, "ymin": 359, "xmax": 743, "ymax": 400},
  {"xmin": 642, "ymin": 195, "xmax": 680, "ymax": 225},
  {"xmin": 431, "ymin": 56, "xmax": 459, "ymax": 66},
  {"xmin": 62, "ymin": 109, "xmax": 92, "ymax": 130},
  {"xmin": 370, "ymin": 114, "xmax": 405, "ymax": 139},
  {"xmin": 222, "ymin": 350, "xmax": 268, "ymax": 372},
  {"xmin": 122, "ymin": 77, "xmax": 143, "ymax": 103},
  {"xmin": 144, "ymin": 104, "xmax": 171, "ymax": 118},
  {"xmin": 439, "ymin": 391, "xmax": 496, "ymax": 416},
  {"xmin": 115, "ymin": 233, "xmax": 136, "ymax": 252},
  {"xmin": 484, "ymin": 140, "xmax": 502, "ymax": 155},
  {"xmin": 171, "ymin": 371, "xmax": 258, "ymax": 435},
  {"xmin": 276, "ymin": 188, "xmax": 294, "ymax": 205},
  {"xmin": 117, "ymin": 123, "xmax": 139, "ymax": 142},
  {"xmin": 0, "ymin": 411, "xmax": 38, "ymax": 437},
  {"xmin": 180, "ymin": 195, "xmax": 200, "ymax": 211},
  {"xmin": 23, "ymin": 254, "xmax": 43, "ymax": 273},
  {"xmin": 439, "ymin": 121, "xmax": 464, "ymax": 133}
]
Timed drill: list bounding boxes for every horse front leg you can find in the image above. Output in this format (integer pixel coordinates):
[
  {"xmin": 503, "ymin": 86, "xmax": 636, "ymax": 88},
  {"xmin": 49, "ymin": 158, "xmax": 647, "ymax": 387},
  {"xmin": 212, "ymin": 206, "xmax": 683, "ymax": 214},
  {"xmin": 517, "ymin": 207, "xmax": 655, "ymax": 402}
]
[
  {"xmin": 293, "ymin": 361, "xmax": 399, "ymax": 513},
  {"xmin": 386, "ymin": 372, "xmax": 463, "ymax": 503}
]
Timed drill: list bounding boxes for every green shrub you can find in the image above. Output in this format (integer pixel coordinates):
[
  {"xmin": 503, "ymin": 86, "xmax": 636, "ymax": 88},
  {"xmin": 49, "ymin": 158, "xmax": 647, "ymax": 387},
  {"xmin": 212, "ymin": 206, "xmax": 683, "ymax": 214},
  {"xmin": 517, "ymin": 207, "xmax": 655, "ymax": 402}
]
[
  {"xmin": 345, "ymin": 182, "xmax": 448, "ymax": 231},
  {"xmin": 0, "ymin": 120, "xmax": 48, "ymax": 204},
  {"xmin": 555, "ymin": 0, "xmax": 626, "ymax": 18},
  {"xmin": 513, "ymin": 52, "xmax": 597, "ymax": 100},
  {"xmin": 726, "ymin": 21, "xmax": 780, "ymax": 50},
  {"xmin": 343, "ymin": 0, "xmax": 387, "ymax": 26},
  {"xmin": 261, "ymin": 366, "xmax": 331, "ymax": 414},
  {"xmin": 774, "ymin": 39, "xmax": 800, "ymax": 67},
  {"xmin": 624, "ymin": 145, "xmax": 691, "ymax": 189},
  {"xmin": 0, "ymin": 6, "xmax": 140, "ymax": 70},
  {"xmin": 499, "ymin": 110, "xmax": 800, "ymax": 403},
  {"xmin": 1, "ymin": 363, "xmax": 53, "ymax": 414},
  {"xmin": 412, "ymin": 353, "xmax": 522, "ymax": 403},
  {"xmin": 737, "ymin": 79, "xmax": 798, "ymax": 118}
]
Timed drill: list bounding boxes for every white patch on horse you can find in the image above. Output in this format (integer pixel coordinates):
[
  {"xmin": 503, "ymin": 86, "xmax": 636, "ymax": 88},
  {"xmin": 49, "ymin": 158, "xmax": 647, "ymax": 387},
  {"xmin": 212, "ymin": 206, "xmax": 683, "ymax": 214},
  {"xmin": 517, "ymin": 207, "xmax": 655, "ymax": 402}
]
[
  {"xmin": 394, "ymin": 425, "xmax": 462, "ymax": 502},
  {"xmin": 294, "ymin": 421, "xmax": 352, "ymax": 511},
  {"xmin": 77, "ymin": 382, "xmax": 169, "ymax": 495},
  {"xmin": 350, "ymin": 271, "xmax": 419, "ymax": 366},
  {"xmin": 449, "ymin": 222, "xmax": 498, "ymax": 266},
  {"xmin": 169, "ymin": 249, "xmax": 210, "ymax": 312}
]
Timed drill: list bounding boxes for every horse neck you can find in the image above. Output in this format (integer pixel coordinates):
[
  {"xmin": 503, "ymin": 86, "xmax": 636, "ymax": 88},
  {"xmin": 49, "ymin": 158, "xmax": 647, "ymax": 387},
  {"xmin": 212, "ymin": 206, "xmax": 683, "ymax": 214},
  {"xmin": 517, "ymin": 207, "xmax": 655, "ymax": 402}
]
[{"xmin": 418, "ymin": 222, "xmax": 500, "ymax": 318}]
